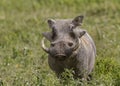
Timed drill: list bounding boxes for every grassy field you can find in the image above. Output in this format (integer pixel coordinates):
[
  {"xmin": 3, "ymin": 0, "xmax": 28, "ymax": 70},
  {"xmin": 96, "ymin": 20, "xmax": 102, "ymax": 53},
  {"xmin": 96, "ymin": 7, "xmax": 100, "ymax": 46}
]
[{"xmin": 0, "ymin": 0, "xmax": 120, "ymax": 86}]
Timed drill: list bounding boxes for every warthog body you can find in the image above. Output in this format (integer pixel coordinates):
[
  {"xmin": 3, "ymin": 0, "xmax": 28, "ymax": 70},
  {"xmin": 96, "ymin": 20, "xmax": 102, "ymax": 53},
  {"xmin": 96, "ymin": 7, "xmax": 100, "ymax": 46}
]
[{"xmin": 41, "ymin": 16, "xmax": 96, "ymax": 80}]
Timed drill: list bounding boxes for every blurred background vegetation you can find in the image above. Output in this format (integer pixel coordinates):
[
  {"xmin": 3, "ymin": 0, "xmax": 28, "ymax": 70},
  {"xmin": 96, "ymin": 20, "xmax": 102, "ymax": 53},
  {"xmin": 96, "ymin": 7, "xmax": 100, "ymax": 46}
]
[{"xmin": 0, "ymin": 0, "xmax": 120, "ymax": 85}]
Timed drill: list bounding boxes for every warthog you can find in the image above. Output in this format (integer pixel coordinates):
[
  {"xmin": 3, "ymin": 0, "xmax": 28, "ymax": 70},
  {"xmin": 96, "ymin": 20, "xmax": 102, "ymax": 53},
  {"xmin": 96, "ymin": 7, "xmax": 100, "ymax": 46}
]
[{"xmin": 41, "ymin": 15, "xmax": 96, "ymax": 80}]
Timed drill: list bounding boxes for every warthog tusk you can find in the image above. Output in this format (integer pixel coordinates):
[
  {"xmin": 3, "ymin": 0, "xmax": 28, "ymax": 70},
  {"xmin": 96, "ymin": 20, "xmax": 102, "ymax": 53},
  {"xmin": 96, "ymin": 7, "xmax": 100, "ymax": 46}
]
[
  {"xmin": 41, "ymin": 37, "xmax": 49, "ymax": 53},
  {"xmin": 72, "ymin": 38, "xmax": 80, "ymax": 51}
]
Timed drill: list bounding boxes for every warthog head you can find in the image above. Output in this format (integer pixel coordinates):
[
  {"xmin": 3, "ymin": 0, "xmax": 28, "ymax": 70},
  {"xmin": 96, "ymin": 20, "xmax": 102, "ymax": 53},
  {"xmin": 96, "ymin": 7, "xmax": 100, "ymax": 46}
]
[{"xmin": 42, "ymin": 16, "xmax": 86, "ymax": 61}]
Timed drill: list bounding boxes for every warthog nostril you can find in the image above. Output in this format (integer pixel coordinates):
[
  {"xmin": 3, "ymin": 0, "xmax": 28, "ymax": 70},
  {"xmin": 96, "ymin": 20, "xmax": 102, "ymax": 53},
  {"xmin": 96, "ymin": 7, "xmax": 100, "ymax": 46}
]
[
  {"xmin": 55, "ymin": 54, "xmax": 66, "ymax": 57},
  {"xmin": 54, "ymin": 54, "xmax": 67, "ymax": 60}
]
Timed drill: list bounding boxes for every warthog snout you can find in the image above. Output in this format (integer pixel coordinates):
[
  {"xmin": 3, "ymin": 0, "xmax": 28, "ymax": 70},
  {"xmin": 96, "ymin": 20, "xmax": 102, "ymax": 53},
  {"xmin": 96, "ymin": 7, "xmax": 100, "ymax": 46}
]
[
  {"xmin": 49, "ymin": 41, "xmax": 75, "ymax": 60},
  {"xmin": 54, "ymin": 54, "xmax": 67, "ymax": 61}
]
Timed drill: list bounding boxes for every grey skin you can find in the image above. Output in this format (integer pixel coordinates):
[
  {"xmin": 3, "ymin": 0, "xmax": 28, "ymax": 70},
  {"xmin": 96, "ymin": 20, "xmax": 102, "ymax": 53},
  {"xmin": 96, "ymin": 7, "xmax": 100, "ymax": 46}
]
[{"xmin": 41, "ymin": 16, "xmax": 96, "ymax": 80}]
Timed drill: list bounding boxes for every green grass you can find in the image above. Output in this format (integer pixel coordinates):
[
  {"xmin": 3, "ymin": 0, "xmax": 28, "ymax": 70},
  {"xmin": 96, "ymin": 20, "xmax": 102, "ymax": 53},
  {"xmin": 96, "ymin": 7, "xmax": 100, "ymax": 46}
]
[{"xmin": 0, "ymin": 0, "xmax": 120, "ymax": 85}]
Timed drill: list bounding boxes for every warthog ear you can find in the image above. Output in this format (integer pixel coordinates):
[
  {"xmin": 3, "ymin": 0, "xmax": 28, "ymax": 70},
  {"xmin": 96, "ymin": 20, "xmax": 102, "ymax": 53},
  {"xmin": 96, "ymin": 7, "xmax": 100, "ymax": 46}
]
[
  {"xmin": 42, "ymin": 32, "xmax": 52, "ymax": 41},
  {"xmin": 72, "ymin": 15, "xmax": 84, "ymax": 26},
  {"xmin": 47, "ymin": 19, "xmax": 56, "ymax": 28},
  {"xmin": 79, "ymin": 30, "xmax": 86, "ymax": 38}
]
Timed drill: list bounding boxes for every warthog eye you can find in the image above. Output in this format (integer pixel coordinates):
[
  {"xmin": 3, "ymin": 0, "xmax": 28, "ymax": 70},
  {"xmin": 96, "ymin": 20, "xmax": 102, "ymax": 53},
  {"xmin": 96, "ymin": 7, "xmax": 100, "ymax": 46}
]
[
  {"xmin": 51, "ymin": 43, "xmax": 55, "ymax": 47},
  {"xmin": 68, "ymin": 42, "xmax": 73, "ymax": 47},
  {"xmin": 69, "ymin": 32, "xmax": 75, "ymax": 38}
]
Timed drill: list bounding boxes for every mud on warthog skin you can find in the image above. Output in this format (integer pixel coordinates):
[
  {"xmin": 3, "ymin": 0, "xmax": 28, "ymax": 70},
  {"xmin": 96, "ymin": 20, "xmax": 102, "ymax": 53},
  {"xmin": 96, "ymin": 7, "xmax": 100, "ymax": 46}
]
[{"xmin": 41, "ymin": 15, "xmax": 96, "ymax": 80}]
